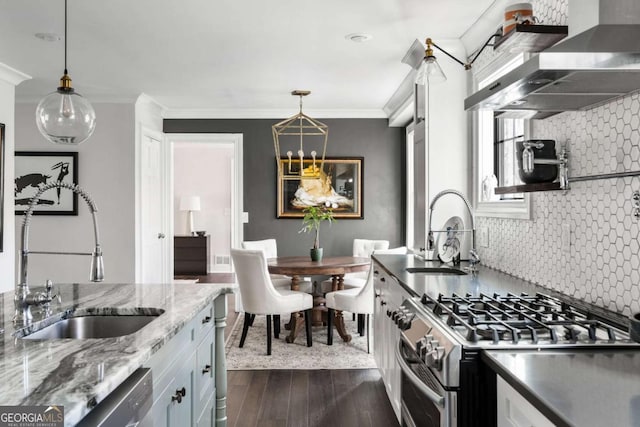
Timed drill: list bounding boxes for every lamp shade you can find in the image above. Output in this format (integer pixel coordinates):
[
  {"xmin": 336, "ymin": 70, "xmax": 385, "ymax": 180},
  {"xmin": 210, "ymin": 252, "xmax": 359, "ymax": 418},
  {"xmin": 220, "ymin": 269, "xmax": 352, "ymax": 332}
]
[
  {"xmin": 180, "ymin": 196, "xmax": 201, "ymax": 211},
  {"xmin": 415, "ymin": 56, "xmax": 447, "ymax": 85}
]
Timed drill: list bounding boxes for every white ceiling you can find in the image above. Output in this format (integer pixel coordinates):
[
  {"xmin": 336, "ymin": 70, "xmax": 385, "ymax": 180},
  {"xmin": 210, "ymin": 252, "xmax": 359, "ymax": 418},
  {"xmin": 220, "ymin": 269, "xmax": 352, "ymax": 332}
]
[{"xmin": 0, "ymin": 0, "xmax": 496, "ymax": 116}]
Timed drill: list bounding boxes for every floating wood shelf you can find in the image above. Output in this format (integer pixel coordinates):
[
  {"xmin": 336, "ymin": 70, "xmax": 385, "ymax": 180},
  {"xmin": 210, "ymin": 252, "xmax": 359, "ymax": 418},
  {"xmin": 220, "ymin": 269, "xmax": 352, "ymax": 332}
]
[
  {"xmin": 494, "ymin": 24, "xmax": 568, "ymax": 53},
  {"xmin": 495, "ymin": 181, "xmax": 562, "ymax": 195}
]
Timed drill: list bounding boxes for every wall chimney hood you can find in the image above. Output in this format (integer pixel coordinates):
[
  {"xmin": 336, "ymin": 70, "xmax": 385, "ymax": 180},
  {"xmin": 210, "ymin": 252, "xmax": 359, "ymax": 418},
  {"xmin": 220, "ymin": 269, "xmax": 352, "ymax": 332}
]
[{"xmin": 464, "ymin": 0, "xmax": 640, "ymax": 117}]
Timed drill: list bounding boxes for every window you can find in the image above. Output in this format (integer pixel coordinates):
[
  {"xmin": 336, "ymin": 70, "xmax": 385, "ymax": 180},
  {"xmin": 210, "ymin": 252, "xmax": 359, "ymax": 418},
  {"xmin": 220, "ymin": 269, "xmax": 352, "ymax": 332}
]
[{"xmin": 473, "ymin": 53, "xmax": 531, "ymax": 219}]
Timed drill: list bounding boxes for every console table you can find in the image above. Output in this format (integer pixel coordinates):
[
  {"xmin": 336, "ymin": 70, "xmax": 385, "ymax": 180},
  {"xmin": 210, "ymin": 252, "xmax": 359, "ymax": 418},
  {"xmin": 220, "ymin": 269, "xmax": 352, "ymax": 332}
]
[{"xmin": 174, "ymin": 235, "xmax": 209, "ymax": 275}]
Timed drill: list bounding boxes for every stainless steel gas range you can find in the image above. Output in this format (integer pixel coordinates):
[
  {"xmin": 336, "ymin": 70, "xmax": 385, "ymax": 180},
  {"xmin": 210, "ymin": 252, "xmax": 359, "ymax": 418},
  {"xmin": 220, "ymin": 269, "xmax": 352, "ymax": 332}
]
[{"xmin": 393, "ymin": 291, "xmax": 640, "ymax": 427}]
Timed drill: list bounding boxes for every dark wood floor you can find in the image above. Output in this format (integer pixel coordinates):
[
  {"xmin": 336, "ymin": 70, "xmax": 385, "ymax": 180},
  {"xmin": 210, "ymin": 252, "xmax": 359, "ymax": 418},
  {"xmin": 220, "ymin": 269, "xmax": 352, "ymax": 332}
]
[
  {"xmin": 227, "ymin": 369, "xmax": 399, "ymax": 427},
  {"xmin": 222, "ymin": 280, "xmax": 398, "ymax": 427}
]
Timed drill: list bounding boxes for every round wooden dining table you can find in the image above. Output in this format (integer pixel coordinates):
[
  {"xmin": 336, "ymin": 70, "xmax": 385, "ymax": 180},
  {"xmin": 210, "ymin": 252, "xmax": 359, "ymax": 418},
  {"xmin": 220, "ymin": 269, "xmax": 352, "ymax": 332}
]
[{"xmin": 268, "ymin": 256, "xmax": 370, "ymax": 344}]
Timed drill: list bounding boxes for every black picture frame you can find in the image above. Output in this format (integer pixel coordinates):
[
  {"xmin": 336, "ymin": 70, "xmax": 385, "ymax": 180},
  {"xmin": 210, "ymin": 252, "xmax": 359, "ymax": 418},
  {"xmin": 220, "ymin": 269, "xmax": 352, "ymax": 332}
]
[
  {"xmin": 0, "ymin": 124, "xmax": 4, "ymax": 252},
  {"xmin": 15, "ymin": 151, "xmax": 79, "ymax": 216},
  {"xmin": 277, "ymin": 157, "xmax": 364, "ymax": 219}
]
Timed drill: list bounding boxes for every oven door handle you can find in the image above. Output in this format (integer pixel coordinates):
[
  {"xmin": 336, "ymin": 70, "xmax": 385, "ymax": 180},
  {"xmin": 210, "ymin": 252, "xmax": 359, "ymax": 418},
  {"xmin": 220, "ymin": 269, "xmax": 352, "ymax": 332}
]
[{"xmin": 395, "ymin": 341, "xmax": 445, "ymax": 408}]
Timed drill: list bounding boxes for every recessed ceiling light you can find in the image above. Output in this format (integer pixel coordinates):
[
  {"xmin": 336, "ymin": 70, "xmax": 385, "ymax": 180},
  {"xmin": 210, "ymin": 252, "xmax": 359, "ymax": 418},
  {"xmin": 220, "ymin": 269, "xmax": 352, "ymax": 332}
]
[
  {"xmin": 35, "ymin": 33, "xmax": 61, "ymax": 42},
  {"xmin": 345, "ymin": 33, "xmax": 373, "ymax": 43}
]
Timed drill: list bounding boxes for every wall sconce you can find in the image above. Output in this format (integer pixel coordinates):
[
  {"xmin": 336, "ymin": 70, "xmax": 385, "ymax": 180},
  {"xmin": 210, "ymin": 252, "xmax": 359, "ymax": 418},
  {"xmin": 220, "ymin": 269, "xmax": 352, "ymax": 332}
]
[
  {"xmin": 180, "ymin": 196, "xmax": 201, "ymax": 236},
  {"xmin": 272, "ymin": 90, "xmax": 328, "ymax": 181},
  {"xmin": 415, "ymin": 33, "xmax": 501, "ymax": 85}
]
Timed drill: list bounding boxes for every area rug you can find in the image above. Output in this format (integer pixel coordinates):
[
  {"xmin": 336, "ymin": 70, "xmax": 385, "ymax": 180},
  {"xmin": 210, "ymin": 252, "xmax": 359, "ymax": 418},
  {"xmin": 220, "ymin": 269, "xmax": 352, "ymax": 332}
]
[{"xmin": 225, "ymin": 313, "xmax": 376, "ymax": 370}]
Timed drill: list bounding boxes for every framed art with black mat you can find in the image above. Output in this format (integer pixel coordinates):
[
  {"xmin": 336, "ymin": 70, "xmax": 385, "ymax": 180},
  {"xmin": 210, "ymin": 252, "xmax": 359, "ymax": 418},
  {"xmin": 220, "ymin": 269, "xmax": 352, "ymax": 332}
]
[{"xmin": 15, "ymin": 151, "xmax": 78, "ymax": 215}]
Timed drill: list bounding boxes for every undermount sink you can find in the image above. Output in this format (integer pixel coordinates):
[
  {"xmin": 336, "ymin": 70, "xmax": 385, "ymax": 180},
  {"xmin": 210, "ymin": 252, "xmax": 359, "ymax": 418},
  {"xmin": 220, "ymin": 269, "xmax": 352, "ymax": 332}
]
[
  {"xmin": 21, "ymin": 309, "xmax": 165, "ymax": 340},
  {"xmin": 406, "ymin": 267, "xmax": 468, "ymax": 275}
]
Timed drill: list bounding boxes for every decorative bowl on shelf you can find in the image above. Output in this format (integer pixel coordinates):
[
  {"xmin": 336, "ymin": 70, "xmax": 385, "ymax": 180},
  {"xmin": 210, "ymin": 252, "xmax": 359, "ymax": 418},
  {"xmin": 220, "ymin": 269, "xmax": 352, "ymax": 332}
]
[{"xmin": 195, "ymin": 231, "xmax": 206, "ymax": 237}]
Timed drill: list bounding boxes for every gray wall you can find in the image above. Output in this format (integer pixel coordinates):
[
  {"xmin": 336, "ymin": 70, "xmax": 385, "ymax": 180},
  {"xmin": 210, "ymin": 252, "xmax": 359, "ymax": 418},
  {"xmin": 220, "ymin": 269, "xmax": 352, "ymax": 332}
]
[
  {"xmin": 164, "ymin": 119, "xmax": 405, "ymax": 256},
  {"xmin": 15, "ymin": 102, "xmax": 136, "ymax": 286}
]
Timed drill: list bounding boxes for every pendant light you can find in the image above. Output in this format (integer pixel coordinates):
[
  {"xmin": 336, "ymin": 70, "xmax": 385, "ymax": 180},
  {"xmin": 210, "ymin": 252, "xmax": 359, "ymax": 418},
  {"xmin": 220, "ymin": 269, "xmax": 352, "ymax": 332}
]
[
  {"xmin": 35, "ymin": 0, "xmax": 96, "ymax": 145},
  {"xmin": 272, "ymin": 90, "xmax": 328, "ymax": 181}
]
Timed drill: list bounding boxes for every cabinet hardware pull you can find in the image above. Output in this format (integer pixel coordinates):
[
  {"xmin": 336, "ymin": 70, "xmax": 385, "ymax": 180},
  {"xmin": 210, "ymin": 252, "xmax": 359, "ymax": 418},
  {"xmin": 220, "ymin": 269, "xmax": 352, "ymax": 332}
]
[
  {"xmin": 202, "ymin": 365, "xmax": 212, "ymax": 374},
  {"xmin": 202, "ymin": 316, "xmax": 212, "ymax": 324},
  {"xmin": 171, "ymin": 387, "xmax": 186, "ymax": 404}
]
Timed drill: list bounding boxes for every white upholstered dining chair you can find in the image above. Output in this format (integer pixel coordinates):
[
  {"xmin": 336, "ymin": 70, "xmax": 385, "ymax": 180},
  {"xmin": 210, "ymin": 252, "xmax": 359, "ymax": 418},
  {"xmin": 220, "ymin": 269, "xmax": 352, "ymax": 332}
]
[
  {"xmin": 320, "ymin": 238, "xmax": 390, "ymax": 293},
  {"xmin": 231, "ymin": 249, "xmax": 313, "ymax": 355},
  {"xmin": 325, "ymin": 246, "xmax": 408, "ymax": 353},
  {"xmin": 241, "ymin": 238, "xmax": 312, "ymax": 292}
]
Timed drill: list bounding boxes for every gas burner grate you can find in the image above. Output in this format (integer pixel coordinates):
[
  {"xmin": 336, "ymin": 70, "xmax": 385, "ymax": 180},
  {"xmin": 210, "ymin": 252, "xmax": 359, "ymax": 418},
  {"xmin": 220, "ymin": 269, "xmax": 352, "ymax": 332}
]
[{"xmin": 420, "ymin": 292, "xmax": 620, "ymax": 345}]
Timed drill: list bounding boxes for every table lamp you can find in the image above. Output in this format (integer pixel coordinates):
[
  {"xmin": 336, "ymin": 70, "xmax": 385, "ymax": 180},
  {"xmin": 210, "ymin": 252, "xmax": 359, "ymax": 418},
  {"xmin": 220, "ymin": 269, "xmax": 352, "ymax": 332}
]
[{"xmin": 180, "ymin": 196, "xmax": 201, "ymax": 236}]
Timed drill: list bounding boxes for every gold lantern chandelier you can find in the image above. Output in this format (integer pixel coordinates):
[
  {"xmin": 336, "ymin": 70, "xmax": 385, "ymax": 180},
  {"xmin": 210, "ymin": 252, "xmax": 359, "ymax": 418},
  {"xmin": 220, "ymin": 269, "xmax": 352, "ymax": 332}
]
[{"xmin": 272, "ymin": 90, "xmax": 328, "ymax": 180}]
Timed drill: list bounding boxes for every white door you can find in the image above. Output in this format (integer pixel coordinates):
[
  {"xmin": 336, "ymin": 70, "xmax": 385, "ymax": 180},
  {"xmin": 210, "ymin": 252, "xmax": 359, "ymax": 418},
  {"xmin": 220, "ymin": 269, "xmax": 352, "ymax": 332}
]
[{"xmin": 141, "ymin": 135, "xmax": 166, "ymax": 283}]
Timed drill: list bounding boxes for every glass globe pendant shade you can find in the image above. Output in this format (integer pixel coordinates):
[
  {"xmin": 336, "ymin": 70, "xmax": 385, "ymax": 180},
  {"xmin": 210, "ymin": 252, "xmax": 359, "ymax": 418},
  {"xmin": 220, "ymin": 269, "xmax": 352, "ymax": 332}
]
[{"xmin": 35, "ymin": 73, "xmax": 96, "ymax": 145}]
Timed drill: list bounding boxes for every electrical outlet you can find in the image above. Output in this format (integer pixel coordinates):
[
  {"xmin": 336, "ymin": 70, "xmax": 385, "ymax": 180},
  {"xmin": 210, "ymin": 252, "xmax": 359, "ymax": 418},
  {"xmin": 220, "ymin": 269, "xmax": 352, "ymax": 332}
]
[
  {"xmin": 561, "ymin": 223, "xmax": 571, "ymax": 253},
  {"xmin": 477, "ymin": 227, "xmax": 489, "ymax": 248}
]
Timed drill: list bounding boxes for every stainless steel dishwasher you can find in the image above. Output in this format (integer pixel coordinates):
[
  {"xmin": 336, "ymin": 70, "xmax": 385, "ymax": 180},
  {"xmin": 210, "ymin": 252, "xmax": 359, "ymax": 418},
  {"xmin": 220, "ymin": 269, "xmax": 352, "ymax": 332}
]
[{"xmin": 76, "ymin": 368, "xmax": 152, "ymax": 427}]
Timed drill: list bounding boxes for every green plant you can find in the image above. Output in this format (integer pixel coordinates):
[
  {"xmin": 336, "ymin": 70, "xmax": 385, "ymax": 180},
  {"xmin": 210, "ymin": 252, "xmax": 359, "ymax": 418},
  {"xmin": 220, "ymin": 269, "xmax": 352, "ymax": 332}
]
[{"xmin": 299, "ymin": 204, "xmax": 336, "ymax": 249}]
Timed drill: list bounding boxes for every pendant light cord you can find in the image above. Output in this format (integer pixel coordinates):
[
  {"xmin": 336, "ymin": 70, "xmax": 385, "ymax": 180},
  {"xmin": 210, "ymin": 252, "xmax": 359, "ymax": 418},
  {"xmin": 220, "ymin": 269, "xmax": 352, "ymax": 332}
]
[{"xmin": 64, "ymin": 0, "xmax": 68, "ymax": 74}]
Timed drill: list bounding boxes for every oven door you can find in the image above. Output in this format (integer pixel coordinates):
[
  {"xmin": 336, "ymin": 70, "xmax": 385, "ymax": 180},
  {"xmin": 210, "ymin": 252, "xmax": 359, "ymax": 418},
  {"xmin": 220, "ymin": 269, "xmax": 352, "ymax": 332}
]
[{"xmin": 396, "ymin": 341, "xmax": 457, "ymax": 427}]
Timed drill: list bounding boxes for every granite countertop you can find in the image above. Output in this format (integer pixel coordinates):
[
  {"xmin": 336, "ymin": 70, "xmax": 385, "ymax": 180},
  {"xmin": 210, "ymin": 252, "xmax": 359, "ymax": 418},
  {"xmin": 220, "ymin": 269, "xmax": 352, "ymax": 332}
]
[
  {"xmin": 483, "ymin": 350, "xmax": 640, "ymax": 427},
  {"xmin": 372, "ymin": 254, "xmax": 640, "ymax": 427},
  {"xmin": 0, "ymin": 282, "xmax": 236, "ymax": 426}
]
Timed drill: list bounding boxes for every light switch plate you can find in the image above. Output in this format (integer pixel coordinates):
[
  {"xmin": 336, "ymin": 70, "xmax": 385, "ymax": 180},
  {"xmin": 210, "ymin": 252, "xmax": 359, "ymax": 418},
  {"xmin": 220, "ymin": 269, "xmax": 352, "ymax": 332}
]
[
  {"xmin": 242, "ymin": 212, "xmax": 249, "ymax": 223},
  {"xmin": 561, "ymin": 223, "xmax": 570, "ymax": 253},
  {"xmin": 478, "ymin": 227, "xmax": 489, "ymax": 248}
]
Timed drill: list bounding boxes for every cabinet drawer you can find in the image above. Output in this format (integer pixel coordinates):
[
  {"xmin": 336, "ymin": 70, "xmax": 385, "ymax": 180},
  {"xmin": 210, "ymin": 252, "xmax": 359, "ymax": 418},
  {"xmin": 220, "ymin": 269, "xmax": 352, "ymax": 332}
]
[
  {"xmin": 195, "ymin": 328, "xmax": 215, "ymax": 420},
  {"xmin": 174, "ymin": 248, "xmax": 207, "ymax": 261},
  {"xmin": 175, "ymin": 236, "xmax": 208, "ymax": 248},
  {"xmin": 194, "ymin": 303, "xmax": 215, "ymax": 341}
]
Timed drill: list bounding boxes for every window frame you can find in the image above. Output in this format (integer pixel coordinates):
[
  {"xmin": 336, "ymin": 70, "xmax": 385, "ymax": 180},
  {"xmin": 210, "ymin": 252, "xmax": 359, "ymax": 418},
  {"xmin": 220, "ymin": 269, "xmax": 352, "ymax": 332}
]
[{"xmin": 472, "ymin": 52, "xmax": 532, "ymax": 220}]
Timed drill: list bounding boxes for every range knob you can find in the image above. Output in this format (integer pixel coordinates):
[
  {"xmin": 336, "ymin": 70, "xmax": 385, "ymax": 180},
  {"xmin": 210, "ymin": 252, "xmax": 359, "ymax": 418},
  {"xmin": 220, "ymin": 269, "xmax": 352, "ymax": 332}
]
[
  {"xmin": 398, "ymin": 315, "xmax": 413, "ymax": 331},
  {"xmin": 425, "ymin": 346, "xmax": 446, "ymax": 371},
  {"xmin": 386, "ymin": 309, "xmax": 393, "ymax": 318},
  {"xmin": 416, "ymin": 337, "xmax": 428, "ymax": 359}
]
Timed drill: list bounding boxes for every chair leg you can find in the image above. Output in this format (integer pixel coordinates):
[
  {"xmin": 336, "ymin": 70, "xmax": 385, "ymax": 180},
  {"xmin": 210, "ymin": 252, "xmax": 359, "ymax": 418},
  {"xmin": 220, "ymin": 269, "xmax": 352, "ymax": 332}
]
[
  {"xmin": 239, "ymin": 312, "xmax": 251, "ymax": 348},
  {"xmin": 327, "ymin": 308, "xmax": 334, "ymax": 346},
  {"xmin": 359, "ymin": 314, "xmax": 367, "ymax": 336},
  {"xmin": 304, "ymin": 309, "xmax": 313, "ymax": 347},
  {"xmin": 366, "ymin": 314, "xmax": 370, "ymax": 354},
  {"xmin": 249, "ymin": 313, "xmax": 256, "ymax": 326},
  {"xmin": 266, "ymin": 315, "xmax": 272, "ymax": 355},
  {"xmin": 352, "ymin": 313, "xmax": 356, "ymax": 321},
  {"xmin": 273, "ymin": 315, "xmax": 280, "ymax": 339}
]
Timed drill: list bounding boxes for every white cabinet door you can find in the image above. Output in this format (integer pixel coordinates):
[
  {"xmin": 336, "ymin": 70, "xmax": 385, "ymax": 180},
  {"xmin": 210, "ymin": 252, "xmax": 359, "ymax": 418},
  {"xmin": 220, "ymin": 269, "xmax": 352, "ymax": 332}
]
[
  {"xmin": 149, "ymin": 351, "xmax": 196, "ymax": 427},
  {"xmin": 497, "ymin": 376, "xmax": 555, "ymax": 427},
  {"xmin": 171, "ymin": 351, "xmax": 196, "ymax": 427}
]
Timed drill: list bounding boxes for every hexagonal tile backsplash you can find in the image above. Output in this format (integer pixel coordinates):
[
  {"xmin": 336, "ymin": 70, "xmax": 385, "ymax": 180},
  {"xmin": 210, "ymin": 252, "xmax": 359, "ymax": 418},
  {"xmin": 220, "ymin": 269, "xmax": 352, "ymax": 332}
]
[
  {"xmin": 477, "ymin": 90, "xmax": 640, "ymax": 317},
  {"xmin": 475, "ymin": 0, "xmax": 640, "ymax": 317}
]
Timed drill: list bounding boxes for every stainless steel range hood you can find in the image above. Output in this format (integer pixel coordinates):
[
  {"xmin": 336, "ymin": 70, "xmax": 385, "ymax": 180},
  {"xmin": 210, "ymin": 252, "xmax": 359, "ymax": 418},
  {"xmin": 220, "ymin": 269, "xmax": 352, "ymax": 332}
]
[{"xmin": 464, "ymin": 0, "xmax": 640, "ymax": 117}]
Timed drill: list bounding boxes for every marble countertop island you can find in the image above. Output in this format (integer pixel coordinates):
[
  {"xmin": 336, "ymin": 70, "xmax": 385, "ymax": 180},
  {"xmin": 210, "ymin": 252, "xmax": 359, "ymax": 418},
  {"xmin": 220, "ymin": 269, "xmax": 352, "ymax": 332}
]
[{"xmin": 0, "ymin": 282, "xmax": 235, "ymax": 426}]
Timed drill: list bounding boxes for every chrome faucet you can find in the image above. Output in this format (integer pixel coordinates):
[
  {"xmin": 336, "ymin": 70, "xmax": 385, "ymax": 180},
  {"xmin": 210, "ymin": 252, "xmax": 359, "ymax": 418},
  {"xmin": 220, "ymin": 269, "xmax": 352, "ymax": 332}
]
[
  {"xmin": 14, "ymin": 182, "xmax": 104, "ymax": 326},
  {"xmin": 426, "ymin": 189, "xmax": 480, "ymax": 272},
  {"xmin": 522, "ymin": 142, "xmax": 569, "ymax": 189}
]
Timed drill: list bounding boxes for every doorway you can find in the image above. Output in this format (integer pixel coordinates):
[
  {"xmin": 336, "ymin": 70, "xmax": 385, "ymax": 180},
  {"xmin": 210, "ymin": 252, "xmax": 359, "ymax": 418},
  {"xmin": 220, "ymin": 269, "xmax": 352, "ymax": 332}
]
[{"xmin": 167, "ymin": 133, "xmax": 243, "ymax": 278}]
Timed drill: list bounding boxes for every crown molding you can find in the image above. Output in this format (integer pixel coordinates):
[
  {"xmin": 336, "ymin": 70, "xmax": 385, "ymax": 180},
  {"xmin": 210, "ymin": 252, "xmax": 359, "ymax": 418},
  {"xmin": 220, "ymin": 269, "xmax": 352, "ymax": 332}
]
[
  {"xmin": 16, "ymin": 94, "xmax": 138, "ymax": 104},
  {"xmin": 0, "ymin": 63, "xmax": 31, "ymax": 86},
  {"xmin": 161, "ymin": 108, "xmax": 387, "ymax": 119}
]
